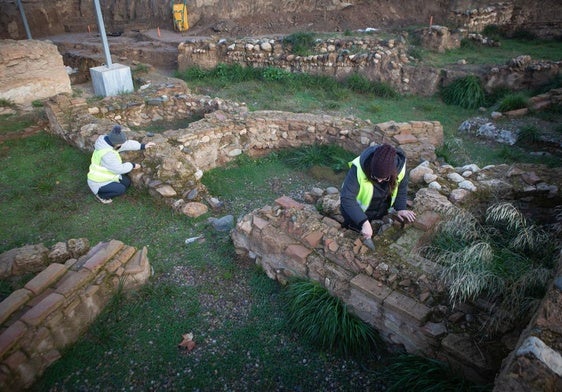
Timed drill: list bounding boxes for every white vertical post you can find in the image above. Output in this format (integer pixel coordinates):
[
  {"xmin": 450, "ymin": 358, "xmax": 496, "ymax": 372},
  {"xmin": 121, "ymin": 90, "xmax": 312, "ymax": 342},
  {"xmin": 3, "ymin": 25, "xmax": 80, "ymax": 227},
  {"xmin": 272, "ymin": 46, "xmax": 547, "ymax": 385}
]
[
  {"xmin": 16, "ymin": 0, "xmax": 32, "ymax": 39},
  {"xmin": 93, "ymin": 0, "xmax": 112, "ymax": 67}
]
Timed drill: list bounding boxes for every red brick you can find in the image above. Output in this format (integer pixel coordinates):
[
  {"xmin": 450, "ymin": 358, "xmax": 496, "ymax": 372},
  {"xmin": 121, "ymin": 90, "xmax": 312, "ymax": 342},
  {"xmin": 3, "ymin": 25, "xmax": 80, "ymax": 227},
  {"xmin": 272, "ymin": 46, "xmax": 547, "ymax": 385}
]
[
  {"xmin": 55, "ymin": 269, "xmax": 92, "ymax": 297},
  {"xmin": 24, "ymin": 263, "xmax": 67, "ymax": 295},
  {"xmin": 275, "ymin": 196, "xmax": 303, "ymax": 210},
  {"xmin": 303, "ymin": 231, "xmax": 323, "ymax": 248},
  {"xmin": 384, "ymin": 291, "xmax": 430, "ymax": 323},
  {"xmin": 413, "ymin": 211, "xmax": 441, "ymax": 231},
  {"xmin": 3, "ymin": 350, "xmax": 27, "ymax": 372},
  {"xmin": 113, "ymin": 246, "xmax": 139, "ymax": 270},
  {"xmin": 20, "ymin": 293, "xmax": 65, "ymax": 327},
  {"xmin": 350, "ymin": 274, "xmax": 392, "ymax": 304},
  {"xmin": 124, "ymin": 247, "xmax": 148, "ymax": 274},
  {"xmin": 81, "ymin": 240, "xmax": 123, "ymax": 272},
  {"xmin": 393, "ymin": 132, "xmax": 418, "ymax": 145},
  {"xmin": 0, "ymin": 289, "xmax": 32, "ymax": 324},
  {"xmin": 0, "ymin": 321, "xmax": 27, "ymax": 357},
  {"xmin": 253, "ymin": 216, "xmax": 269, "ymax": 230},
  {"xmin": 285, "ymin": 244, "xmax": 311, "ymax": 264}
]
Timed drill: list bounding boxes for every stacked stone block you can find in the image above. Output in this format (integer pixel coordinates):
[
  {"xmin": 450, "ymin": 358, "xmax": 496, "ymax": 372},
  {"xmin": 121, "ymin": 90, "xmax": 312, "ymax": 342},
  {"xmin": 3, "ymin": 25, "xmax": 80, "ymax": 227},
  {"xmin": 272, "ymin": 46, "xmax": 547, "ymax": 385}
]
[{"xmin": 0, "ymin": 240, "xmax": 151, "ymax": 390}]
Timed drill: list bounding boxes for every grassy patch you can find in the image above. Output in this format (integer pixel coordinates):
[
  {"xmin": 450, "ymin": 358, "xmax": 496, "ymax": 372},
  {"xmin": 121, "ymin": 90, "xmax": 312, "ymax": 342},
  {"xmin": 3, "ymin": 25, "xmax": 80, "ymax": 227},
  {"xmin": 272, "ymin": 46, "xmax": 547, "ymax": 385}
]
[
  {"xmin": 423, "ymin": 202, "xmax": 557, "ymax": 335},
  {"xmin": 284, "ymin": 279, "xmax": 382, "ymax": 356},
  {"xmin": 378, "ymin": 353, "xmax": 491, "ymax": 392},
  {"xmin": 441, "ymin": 75, "xmax": 486, "ymax": 110}
]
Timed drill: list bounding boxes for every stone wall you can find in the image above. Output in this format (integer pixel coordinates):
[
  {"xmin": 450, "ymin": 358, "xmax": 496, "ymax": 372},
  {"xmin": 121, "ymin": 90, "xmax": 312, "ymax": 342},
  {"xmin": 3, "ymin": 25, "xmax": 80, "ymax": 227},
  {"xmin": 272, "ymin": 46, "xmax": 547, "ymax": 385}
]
[
  {"xmin": 177, "ymin": 34, "xmax": 561, "ymax": 96},
  {"xmin": 230, "ymin": 155, "xmax": 562, "ymax": 383},
  {"xmin": 177, "ymin": 35, "xmax": 432, "ymax": 95},
  {"xmin": 0, "ymin": 39, "xmax": 71, "ymax": 105},
  {"xmin": 0, "ymin": 239, "xmax": 152, "ymax": 390},
  {"xmin": 43, "ymin": 76, "xmax": 443, "ymax": 213}
]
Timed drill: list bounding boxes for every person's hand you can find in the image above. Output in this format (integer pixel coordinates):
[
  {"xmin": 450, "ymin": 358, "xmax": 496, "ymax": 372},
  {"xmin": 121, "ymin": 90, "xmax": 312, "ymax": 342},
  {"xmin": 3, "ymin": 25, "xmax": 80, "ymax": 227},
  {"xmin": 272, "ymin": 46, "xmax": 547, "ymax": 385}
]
[
  {"xmin": 145, "ymin": 142, "xmax": 156, "ymax": 149},
  {"xmin": 361, "ymin": 220, "xmax": 373, "ymax": 239},
  {"xmin": 396, "ymin": 209, "xmax": 416, "ymax": 222},
  {"xmin": 132, "ymin": 163, "xmax": 141, "ymax": 170}
]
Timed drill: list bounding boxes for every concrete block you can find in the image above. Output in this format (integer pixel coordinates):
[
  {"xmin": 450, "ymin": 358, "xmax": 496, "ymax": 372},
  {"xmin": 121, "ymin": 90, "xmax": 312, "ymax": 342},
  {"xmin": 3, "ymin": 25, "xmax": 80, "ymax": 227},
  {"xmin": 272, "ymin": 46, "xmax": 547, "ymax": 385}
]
[{"xmin": 90, "ymin": 63, "xmax": 134, "ymax": 97}]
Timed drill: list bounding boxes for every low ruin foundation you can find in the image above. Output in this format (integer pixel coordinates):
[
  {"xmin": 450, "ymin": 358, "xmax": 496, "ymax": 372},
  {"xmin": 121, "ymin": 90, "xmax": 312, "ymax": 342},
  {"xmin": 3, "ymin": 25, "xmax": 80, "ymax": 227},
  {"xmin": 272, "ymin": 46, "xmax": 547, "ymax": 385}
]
[{"xmin": 0, "ymin": 239, "xmax": 152, "ymax": 390}]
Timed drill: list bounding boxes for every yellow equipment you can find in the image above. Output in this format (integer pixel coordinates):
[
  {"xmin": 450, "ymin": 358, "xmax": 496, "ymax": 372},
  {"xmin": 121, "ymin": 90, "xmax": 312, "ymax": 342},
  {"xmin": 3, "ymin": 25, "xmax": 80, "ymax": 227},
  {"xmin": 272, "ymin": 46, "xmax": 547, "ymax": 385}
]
[{"xmin": 172, "ymin": 1, "xmax": 189, "ymax": 32}]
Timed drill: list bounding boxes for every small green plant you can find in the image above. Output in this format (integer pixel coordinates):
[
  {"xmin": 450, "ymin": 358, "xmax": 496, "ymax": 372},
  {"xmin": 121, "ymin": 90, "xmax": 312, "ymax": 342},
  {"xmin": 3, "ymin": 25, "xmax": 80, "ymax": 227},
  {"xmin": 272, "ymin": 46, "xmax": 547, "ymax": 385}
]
[
  {"xmin": 283, "ymin": 32, "xmax": 316, "ymax": 56},
  {"xmin": 517, "ymin": 125, "xmax": 540, "ymax": 143},
  {"xmin": 423, "ymin": 202, "xmax": 556, "ymax": 334},
  {"xmin": 0, "ymin": 98, "xmax": 16, "ymax": 108},
  {"xmin": 278, "ymin": 144, "xmax": 354, "ymax": 172},
  {"xmin": 435, "ymin": 137, "xmax": 471, "ymax": 166},
  {"xmin": 261, "ymin": 66, "xmax": 291, "ymax": 82},
  {"xmin": 284, "ymin": 279, "xmax": 382, "ymax": 356},
  {"xmin": 345, "ymin": 74, "xmax": 398, "ymax": 98},
  {"xmin": 407, "ymin": 45, "xmax": 424, "ymax": 60},
  {"xmin": 133, "ymin": 63, "xmax": 150, "ymax": 74},
  {"xmin": 441, "ymin": 75, "xmax": 485, "ymax": 109},
  {"xmin": 497, "ymin": 93, "xmax": 528, "ymax": 112},
  {"xmin": 31, "ymin": 100, "xmax": 43, "ymax": 108},
  {"xmin": 71, "ymin": 88, "xmax": 83, "ymax": 97},
  {"xmin": 482, "ymin": 24, "xmax": 504, "ymax": 41},
  {"xmin": 379, "ymin": 354, "xmax": 490, "ymax": 392}
]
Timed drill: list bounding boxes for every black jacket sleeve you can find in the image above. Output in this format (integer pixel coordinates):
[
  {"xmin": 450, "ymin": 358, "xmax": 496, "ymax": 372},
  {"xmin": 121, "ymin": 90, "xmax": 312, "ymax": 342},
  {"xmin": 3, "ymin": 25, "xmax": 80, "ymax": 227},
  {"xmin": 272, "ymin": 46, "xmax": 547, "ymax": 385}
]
[{"xmin": 340, "ymin": 165, "xmax": 368, "ymax": 228}]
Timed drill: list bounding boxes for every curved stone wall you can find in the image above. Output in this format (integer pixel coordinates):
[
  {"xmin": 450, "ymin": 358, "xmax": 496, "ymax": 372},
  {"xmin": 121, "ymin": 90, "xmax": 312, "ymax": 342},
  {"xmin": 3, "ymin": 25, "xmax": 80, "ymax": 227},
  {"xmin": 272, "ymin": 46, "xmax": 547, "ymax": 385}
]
[{"xmin": 43, "ymin": 77, "xmax": 443, "ymax": 212}]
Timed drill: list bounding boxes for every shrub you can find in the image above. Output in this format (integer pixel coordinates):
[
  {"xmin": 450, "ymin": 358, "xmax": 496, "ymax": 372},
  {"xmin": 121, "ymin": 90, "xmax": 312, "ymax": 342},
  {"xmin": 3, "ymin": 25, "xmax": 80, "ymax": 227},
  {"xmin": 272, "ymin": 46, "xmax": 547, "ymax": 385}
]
[
  {"xmin": 379, "ymin": 354, "xmax": 490, "ymax": 392},
  {"xmin": 279, "ymin": 144, "xmax": 354, "ymax": 172},
  {"xmin": 345, "ymin": 74, "xmax": 398, "ymax": 98},
  {"xmin": 423, "ymin": 202, "xmax": 556, "ymax": 334},
  {"xmin": 284, "ymin": 279, "xmax": 382, "ymax": 356},
  {"xmin": 0, "ymin": 98, "xmax": 16, "ymax": 108},
  {"xmin": 261, "ymin": 66, "xmax": 291, "ymax": 82},
  {"xmin": 283, "ymin": 32, "xmax": 316, "ymax": 56},
  {"xmin": 497, "ymin": 93, "xmax": 528, "ymax": 112},
  {"xmin": 517, "ymin": 125, "xmax": 540, "ymax": 144},
  {"xmin": 441, "ymin": 75, "xmax": 485, "ymax": 109}
]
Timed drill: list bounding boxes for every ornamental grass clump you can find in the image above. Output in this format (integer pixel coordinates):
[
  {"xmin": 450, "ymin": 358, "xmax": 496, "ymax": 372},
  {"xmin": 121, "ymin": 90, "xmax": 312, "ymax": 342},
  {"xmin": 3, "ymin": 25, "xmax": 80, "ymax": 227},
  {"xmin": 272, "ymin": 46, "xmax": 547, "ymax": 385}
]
[
  {"xmin": 424, "ymin": 202, "xmax": 557, "ymax": 335},
  {"xmin": 441, "ymin": 75, "xmax": 485, "ymax": 109},
  {"xmin": 379, "ymin": 354, "xmax": 490, "ymax": 392},
  {"xmin": 284, "ymin": 279, "xmax": 382, "ymax": 356}
]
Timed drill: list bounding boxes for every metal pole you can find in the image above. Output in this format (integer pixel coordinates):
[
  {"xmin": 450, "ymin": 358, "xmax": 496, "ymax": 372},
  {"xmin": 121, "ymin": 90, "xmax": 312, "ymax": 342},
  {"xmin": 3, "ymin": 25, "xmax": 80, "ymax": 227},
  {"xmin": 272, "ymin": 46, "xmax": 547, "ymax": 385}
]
[
  {"xmin": 16, "ymin": 0, "xmax": 32, "ymax": 39},
  {"xmin": 93, "ymin": 0, "xmax": 112, "ymax": 67}
]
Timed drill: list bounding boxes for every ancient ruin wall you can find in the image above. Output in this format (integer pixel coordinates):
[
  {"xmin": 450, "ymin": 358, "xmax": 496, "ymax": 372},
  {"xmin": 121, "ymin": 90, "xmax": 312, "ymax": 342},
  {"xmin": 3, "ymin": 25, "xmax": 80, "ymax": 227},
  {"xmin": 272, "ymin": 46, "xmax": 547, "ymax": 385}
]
[
  {"xmin": 1, "ymin": 1, "xmax": 560, "ymax": 40},
  {"xmin": 0, "ymin": 239, "xmax": 152, "ymax": 390},
  {"xmin": 0, "ymin": 39, "xmax": 71, "ymax": 105},
  {"xmin": 43, "ymin": 77, "xmax": 443, "ymax": 209}
]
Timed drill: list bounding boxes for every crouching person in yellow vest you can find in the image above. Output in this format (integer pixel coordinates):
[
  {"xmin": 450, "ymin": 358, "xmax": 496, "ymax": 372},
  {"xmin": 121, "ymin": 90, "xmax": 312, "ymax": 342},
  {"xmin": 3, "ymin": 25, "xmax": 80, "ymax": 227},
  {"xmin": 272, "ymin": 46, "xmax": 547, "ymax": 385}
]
[
  {"xmin": 340, "ymin": 143, "xmax": 416, "ymax": 239},
  {"xmin": 87, "ymin": 125, "xmax": 155, "ymax": 204}
]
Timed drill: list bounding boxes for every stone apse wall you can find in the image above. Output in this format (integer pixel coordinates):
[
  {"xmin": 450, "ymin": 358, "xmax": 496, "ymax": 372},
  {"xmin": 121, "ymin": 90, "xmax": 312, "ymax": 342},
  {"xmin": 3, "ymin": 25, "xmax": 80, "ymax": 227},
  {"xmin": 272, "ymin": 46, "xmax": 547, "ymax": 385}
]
[
  {"xmin": 0, "ymin": 239, "xmax": 152, "ymax": 390},
  {"xmin": 41, "ymin": 75, "xmax": 562, "ymax": 387}
]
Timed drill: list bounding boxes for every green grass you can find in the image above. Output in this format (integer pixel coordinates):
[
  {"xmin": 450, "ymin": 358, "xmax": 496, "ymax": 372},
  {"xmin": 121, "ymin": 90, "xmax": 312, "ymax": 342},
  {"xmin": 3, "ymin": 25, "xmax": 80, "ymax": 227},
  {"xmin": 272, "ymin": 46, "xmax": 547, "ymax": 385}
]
[
  {"xmin": 419, "ymin": 37, "xmax": 562, "ymax": 67},
  {"xmin": 423, "ymin": 202, "xmax": 557, "ymax": 335},
  {"xmin": 0, "ymin": 130, "xmax": 381, "ymax": 391},
  {"xmin": 284, "ymin": 279, "xmax": 382, "ymax": 356},
  {"xmin": 378, "ymin": 354, "xmax": 491, "ymax": 392}
]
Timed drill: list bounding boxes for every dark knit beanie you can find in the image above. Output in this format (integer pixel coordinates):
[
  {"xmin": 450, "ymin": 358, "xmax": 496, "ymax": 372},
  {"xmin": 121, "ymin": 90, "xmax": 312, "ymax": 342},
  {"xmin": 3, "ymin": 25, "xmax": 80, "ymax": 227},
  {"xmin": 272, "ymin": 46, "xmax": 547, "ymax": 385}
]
[
  {"xmin": 369, "ymin": 144, "xmax": 396, "ymax": 179},
  {"xmin": 108, "ymin": 125, "xmax": 127, "ymax": 145}
]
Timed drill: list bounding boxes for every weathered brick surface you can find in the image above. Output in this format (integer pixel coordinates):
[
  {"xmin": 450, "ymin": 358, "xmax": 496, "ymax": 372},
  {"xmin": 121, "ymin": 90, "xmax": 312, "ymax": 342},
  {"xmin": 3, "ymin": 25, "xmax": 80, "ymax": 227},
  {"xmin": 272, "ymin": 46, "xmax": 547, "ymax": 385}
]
[
  {"xmin": 0, "ymin": 289, "xmax": 32, "ymax": 325},
  {"xmin": 24, "ymin": 263, "xmax": 67, "ymax": 295},
  {"xmin": 0, "ymin": 239, "xmax": 152, "ymax": 391},
  {"xmin": 20, "ymin": 293, "xmax": 65, "ymax": 327}
]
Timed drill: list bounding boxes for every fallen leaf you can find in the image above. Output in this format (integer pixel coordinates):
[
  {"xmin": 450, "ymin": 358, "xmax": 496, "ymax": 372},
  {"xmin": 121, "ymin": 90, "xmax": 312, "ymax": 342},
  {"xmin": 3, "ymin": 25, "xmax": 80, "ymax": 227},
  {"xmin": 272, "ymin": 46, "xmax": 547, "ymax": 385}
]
[{"xmin": 178, "ymin": 332, "xmax": 196, "ymax": 351}]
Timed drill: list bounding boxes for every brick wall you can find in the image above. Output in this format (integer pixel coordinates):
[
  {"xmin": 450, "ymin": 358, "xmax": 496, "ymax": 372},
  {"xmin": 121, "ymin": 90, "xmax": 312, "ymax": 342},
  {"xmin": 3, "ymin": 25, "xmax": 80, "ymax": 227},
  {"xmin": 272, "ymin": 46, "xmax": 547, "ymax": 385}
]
[{"xmin": 0, "ymin": 239, "xmax": 152, "ymax": 390}]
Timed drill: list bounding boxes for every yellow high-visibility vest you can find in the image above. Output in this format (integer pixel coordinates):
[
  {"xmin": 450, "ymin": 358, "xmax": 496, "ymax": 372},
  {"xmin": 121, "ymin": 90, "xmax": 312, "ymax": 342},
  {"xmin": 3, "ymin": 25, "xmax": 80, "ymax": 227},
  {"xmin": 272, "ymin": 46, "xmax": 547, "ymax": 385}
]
[
  {"xmin": 349, "ymin": 156, "xmax": 406, "ymax": 212},
  {"xmin": 87, "ymin": 148, "xmax": 121, "ymax": 183}
]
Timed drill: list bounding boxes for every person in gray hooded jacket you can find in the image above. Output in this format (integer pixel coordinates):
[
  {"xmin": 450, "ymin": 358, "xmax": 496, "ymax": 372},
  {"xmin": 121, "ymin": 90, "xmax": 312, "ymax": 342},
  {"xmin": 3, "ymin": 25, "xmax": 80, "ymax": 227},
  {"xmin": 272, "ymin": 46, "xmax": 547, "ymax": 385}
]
[
  {"xmin": 340, "ymin": 143, "xmax": 416, "ymax": 239},
  {"xmin": 87, "ymin": 125, "xmax": 155, "ymax": 204}
]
